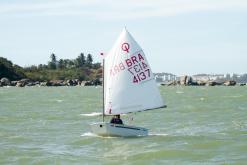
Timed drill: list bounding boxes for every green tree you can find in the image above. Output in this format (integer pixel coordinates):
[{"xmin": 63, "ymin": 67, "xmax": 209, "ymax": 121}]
[
  {"xmin": 51, "ymin": 53, "xmax": 57, "ymax": 63},
  {"xmin": 48, "ymin": 53, "xmax": 57, "ymax": 69},
  {"xmin": 86, "ymin": 54, "xmax": 93, "ymax": 68},
  {"xmin": 58, "ymin": 59, "xmax": 65, "ymax": 69},
  {"xmin": 75, "ymin": 53, "xmax": 86, "ymax": 68},
  {"xmin": 92, "ymin": 62, "xmax": 101, "ymax": 69}
]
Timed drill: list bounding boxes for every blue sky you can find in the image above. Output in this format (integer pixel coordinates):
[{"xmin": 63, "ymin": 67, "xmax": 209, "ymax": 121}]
[{"xmin": 1, "ymin": 0, "xmax": 247, "ymax": 75}]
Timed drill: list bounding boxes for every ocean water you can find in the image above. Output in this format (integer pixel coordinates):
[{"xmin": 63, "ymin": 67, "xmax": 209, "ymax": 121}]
[{"xmin": 0, "ymin": 86, "xmax": 246, "ymax": 165}]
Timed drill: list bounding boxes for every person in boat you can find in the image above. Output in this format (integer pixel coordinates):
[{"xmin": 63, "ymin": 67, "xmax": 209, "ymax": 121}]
[{"xmin": 110, "ymin": 115, "xmax": 123, "ymax": 124}]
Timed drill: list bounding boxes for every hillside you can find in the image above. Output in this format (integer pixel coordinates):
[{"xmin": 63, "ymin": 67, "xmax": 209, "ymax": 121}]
[
  {"xmin": 0, "ymin": 54, "xmax": 102, "ymax": 82},
  {"xmin": 0, "ymin": 57, "xmax": 26, "ymax": 80}
]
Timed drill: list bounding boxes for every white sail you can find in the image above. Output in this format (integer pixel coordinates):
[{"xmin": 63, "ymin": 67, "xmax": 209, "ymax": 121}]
[{"xmin": 104, "ymin": 28, "xmax": 165, "ymax": 115}]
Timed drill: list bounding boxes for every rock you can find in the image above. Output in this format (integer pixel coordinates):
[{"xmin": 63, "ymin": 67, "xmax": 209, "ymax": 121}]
[
  {"xmin": 197, "ymin": 80, "xmax": 206, "ymax": 86},
  {"xmin": 40, "ymin": 82, "xmax": 48, "ymax": 86},
  {"xmin": 17, "ymin": 78, "xmax": 31, "ymax": 87},
  {"xmin": 16, "ymin": 81, "xmax": 25, "ymax": 87},
  {"xmin": 180, "ymin": 76, "xmax": 187, "ymax": 85},
  {"xmin": 224, "ymin": 80, "xmax": 236, "ymax": 86},
  {"xmin": 180, "ymin": 75, "xmax": 194, "ymax": 86},
  {"xmin": 93, "ymin": 78, "xmax": 101, "ymax": 86},
  {"xmin": 20, "ymin": 78, "xmax": 30, "ymax": 83},
  {"xmin": 74, "ymin": 79, "xmax": 80, "ymax": 85},
  {"xmin": 50, "ymin": 80, "xmax": 64, "ymax": 86},
  {"xmin": 77, "ymin": 81, "xmax": 82, "ymax": 86},
  {"xmin": 80, "ymin": 81, "xmax": 86, "ymax": 86},
  {"xmin": 161, "ymin": 80, "xmax": 178, "ymax": 86},
  {"xmin": 34, "ymin": 81, "xmax": 40, "ymax": 86},
  {"xmin": 215, "ymin": 81, "xmax": 224, "ymax": 86},
  {"xmin": 84, "ymin": 81, "xmax": 94, "ymax": 86},
  {"xmin": 67, "ymin": 79, "xmax": 74, "ymax": 86},
  {"xmin": 11, "ymin": 81, "xmax": 18, "ymax": 86},
  {"xmin": 26, "ymin": 82, "xmax": 34, "ymax": 86},
  {"xmin": 0, "ymin": 77, "xmax": 10, "ymax": 86},
  {"xmin": 46, "ymin": 81, "xmax": 53, "ymax": 86},
  {"xmin": 81, "ymin": 79, "xmax": 102, "ymax": 86},
  {"xmin": 65, "ymin": 79, "xmax": 81, "ymax": 86},
  {"xmin": 206, "ymin": 81, "xmax": 217, "ymax": 86},
  {"xmin": 15, "ymin": 78, "xmax": 33, "ymax": 87},
  {"xmin": 185, "ymin": 76, "xmax": 193, "ymax": 85}
]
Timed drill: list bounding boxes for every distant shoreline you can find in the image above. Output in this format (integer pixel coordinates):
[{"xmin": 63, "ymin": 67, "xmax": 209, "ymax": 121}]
[
  {"xmin": 0, "ymin": 77, "xmax": 246, "ymax": 87},
  {"xmin": 0, "ymin": 78, "xmax": 101, "ymax": 87}
]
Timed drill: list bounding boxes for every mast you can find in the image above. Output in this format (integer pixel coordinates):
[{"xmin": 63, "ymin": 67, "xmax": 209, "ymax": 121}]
[{"xmin": 102, "ymin": 59, "xmax": 105, "ymax": 122}]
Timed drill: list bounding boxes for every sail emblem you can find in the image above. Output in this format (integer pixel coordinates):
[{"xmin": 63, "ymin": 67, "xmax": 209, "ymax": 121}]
[{"xmin": 121, "ymin": 43, "xmax": 130, "ymax": 53}]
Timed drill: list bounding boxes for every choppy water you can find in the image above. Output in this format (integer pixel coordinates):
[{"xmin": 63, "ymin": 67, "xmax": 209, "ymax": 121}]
[{"xmin": 0, "ymin": 86, "xmax": 247, "ymax": 164}]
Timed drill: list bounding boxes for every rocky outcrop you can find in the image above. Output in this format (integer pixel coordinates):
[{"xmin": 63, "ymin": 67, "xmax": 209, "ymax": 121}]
[
  {"xmin": 180, "ymin": 75, "xmax": 197, "ymax": 86},
  {"xmin": 10, "ymin": 81, "xmax": 18, "ymax": 86},
  {"xmin": 197, "ymin": 80, "xmax": 206, "ymax": 86},
  {"xmin": 239, "ymin": 83, "xmax": 246, "ymax": 86},
  {"xmin": 224, "ymin": 80, "xmax": 236, "ymax": 86},
  {"xmin": 49, "ymin": 80, "xmax": 65, "ymax": 86},
  {"xmin": 84, "ymin": 81, "xmax": 95, "ymax": 86},
  {"xmin": 15, "ymin": 79, "xmax": 31, "ymax": 87},
  {"xmin": 0, "ymin": 77, "xmax": 10, "ymax": 86},
  {"xmin": 0, "ymin": 78, "xmax": 103, "ymax": 87},
  {"xmin": 0, "ymin": 76, "xmax": 240, "ymax": 87},
  {"xmin": 162, "ymin": 77, "xmax": 235, "ymax": 87},
  {"xmin": 205, "ymin": 81, "xmax": 217, "ymax": 86},
  {"xmin": 161, "ymin": 80, "xmax": 178, "ymax": 86}
]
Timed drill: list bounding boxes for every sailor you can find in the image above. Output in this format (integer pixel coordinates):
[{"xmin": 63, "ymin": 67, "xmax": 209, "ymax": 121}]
[{"xmin": 110, "ymin": 115, "xmax": 123, "ymax": 124}]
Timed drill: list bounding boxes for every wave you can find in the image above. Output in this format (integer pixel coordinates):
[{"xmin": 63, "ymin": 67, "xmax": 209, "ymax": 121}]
[
  {"xmin": 80, "ymin": 112, "xmax": 102, "ymax": 117},
  {"xmin": 223, "ymin": 95, "xmax": 243, "ymax": 98}
]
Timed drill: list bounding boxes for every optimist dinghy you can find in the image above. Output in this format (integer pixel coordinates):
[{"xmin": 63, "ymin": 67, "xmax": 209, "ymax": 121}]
[{"xmin": 90, "ymin": 28, "xmax": 166, "ymax": 137}]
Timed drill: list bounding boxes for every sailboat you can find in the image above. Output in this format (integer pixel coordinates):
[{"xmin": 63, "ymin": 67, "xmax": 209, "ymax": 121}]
[{"xmin": 90, "ymin": 28, "xmax": 166, "ymax": 137}]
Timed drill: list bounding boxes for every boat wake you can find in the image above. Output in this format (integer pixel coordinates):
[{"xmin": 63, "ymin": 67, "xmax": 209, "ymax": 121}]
[
  {"xmin": 81, "ymin": 132, "xmax": 99, "ymax": 137},
  {"xmin": 80, "ymin": 112, "xmax": 102, "ymax": 117},
  {"xmin": 148, "ymin": 133, "xmax": 168, "ymax": 136},
  {"xmin": 80, "ymin": 132, "xmax": 117, "ymax": 138}
]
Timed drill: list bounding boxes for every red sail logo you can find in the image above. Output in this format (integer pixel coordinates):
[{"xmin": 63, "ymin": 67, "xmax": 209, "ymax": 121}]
[{"xmin": 121, "ymin": 43, "xmax": 130, "ymax": 53}]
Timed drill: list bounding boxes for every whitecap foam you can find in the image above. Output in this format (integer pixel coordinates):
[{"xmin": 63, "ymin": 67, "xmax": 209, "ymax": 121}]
[
  {"xmin": 80, "ymin": 112, "xmax": 102, "ymax": 117},
  {"xmin": 200, "ymin": 97, "xmax": 205, "ymax": 101}
]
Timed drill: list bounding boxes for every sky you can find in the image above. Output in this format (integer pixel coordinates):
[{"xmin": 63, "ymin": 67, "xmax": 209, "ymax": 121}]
[{"xmin": 0, "ymin": 0, "xmax": 247, "ymax": 75}]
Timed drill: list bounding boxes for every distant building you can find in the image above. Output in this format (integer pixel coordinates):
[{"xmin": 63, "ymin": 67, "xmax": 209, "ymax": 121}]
[
  {"xmin": 192, "ymin": 74, "xmax": 224, "ymax": 81},
  {"xmin": 155, "ymin": 73, "xmax": 247, "ymax": 84},
  {"xmin": 154, "ymin": 73, "xmax": 178, "ymax": 82}
]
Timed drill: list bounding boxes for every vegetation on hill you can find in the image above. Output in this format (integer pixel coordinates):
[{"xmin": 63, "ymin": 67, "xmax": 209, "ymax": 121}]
[
  {"xmin": 0, "ymin": 57, "xmax": 26, "ymax": 80},
  {"xmin": 0, "ymin": 53, "xmax": 102, "ymax": 81}
]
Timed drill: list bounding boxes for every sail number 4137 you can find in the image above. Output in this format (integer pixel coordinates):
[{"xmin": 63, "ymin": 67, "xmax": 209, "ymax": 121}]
[{"xmin": 132, "ymin": 69, "xmax": 150, "ymax": 83}]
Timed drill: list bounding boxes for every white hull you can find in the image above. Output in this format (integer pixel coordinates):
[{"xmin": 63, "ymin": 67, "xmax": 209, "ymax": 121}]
[{"xmin": 90, "ymin": 122, "xmax": 148, "ymax": 137}]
